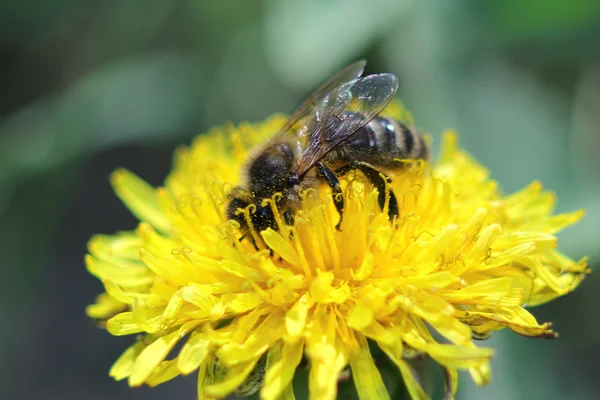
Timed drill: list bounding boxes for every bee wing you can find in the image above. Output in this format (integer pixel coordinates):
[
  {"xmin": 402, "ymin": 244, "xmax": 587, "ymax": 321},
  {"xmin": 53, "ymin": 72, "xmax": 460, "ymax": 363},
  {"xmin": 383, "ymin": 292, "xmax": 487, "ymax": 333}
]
[
  {"xmin": 296, "ymin": 73, "xmax": 399, "ymax": 178},
  {"xmin": 276, "ymin": 60, "xmax": 366, "ymax": 136}
]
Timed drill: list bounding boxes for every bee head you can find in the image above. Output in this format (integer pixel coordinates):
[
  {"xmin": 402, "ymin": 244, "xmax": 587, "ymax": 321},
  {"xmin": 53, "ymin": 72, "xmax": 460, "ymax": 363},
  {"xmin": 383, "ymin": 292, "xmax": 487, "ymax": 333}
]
[{"xmin": 247, "ymin": 142, "xmax": 296, "ymax": 195}]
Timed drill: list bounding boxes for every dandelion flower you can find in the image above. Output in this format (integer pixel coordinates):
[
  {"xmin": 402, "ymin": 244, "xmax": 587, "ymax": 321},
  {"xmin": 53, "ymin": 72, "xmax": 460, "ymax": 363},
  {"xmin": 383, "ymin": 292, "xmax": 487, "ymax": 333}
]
[{"xmin": 85, "ymin": 104, "xmax": 588, "ymax": 399}]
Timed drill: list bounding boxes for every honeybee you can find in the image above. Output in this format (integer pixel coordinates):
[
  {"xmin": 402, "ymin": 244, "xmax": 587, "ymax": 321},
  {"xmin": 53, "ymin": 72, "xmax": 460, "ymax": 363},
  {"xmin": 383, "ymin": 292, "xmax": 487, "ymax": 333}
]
[{"xmin": 226, "ymin": 60, "xmax": 429, "ymax": 245}]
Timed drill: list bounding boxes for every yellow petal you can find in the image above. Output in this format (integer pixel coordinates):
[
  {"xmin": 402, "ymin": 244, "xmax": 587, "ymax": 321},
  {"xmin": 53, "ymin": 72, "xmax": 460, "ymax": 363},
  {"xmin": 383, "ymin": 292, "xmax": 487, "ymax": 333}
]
[
  {"xmin": 262, "ymin": 228, "xmax": 300, "ymax": 268},
  {"xmin": 221, "ymin": 292, "xmax": 264, "ymax": 314},
  {"xmin": 178, "ymin": 332, "xmax": 211, "ymax": 375},
  {"xmin": 476, "ymin": 242, "xmax": 536, "ymax": 271},
  {"xmin": 197, "ymin": 352, "xmax": 227, "ymax": 398},
  {"xmin": 379, "ymin": 344, "xmax": 429, "ymax": 400},
  {"xmin": 469, "ymin": 361, "xmax": 491, "ymax": 386},
  {"xmin": 220, "ymin": 311, "xmax": 285, "ymax": 365},
  {"xmin": 88, "ymin": 231, "xmax": 144, "ymax": 262},
  {"xmin": 459, "ymin": 307, "xmax": 556, "ymax": 338},
  {"xmin": 347, "ymin": 304, "xmax": 374, "ymax": 331},
  {"xmin": 437, "ymin": 130, "xmax": 458, "ymax": 164},
  {"xmin": 351, "ymin": 252, "xmax": 374, "ymax": 281},
  {"xmin": 520, "ymin": 209, "xmax": 584, "ymax": 234},
  {"xmin": 442, "ymin": 366, "xmax": 458, "ymax": 400},
  {"xmin": 226, "ymin": 306, "xmax": 271, "ymax": 343},
  {"xmin": 109, "ymin": 341, "xmax": 144, "ymax": 380},
  {"xmin": 146, "ymin": 359, "xmax": 180, "ymax": 386},
  {"xmin": 493, "ymin": 231, "xmax": 556, "ymax": 251},
  {"xmin": 507, "ymin": 307, "xmax": 557, "ymax": 338},
  {"xmin": 140, "ymin": 249, "xmax": 190, "ymax": 286},
  {"xmin": 411, "ymin": 224, "xmax": 461, "ymax": 264},
  {"xmin": 517, "ymin": 256, "xmax": 566, "ymax": 295},
  {"xmin": 305, "ymin": 309, "xmax": 349, "ymax": 400},
  {"xmin": 106, "ymin": 312, "xmax": 145, "ymax": 336},
  {"xmin": 349, "ymin": 333, "xmax": 390, "ymax": 400},
  {"xmin": 404, "ymin": 271, "xmax": 456, "ymax": 289},
  {"xmin": 203, "ymin": 357, "xmax": 263, "ymax": 398},
  {"xmin": 85, "ymin": 292, "xmax": 126, "ymax": 320},
  {"xmin": 218, "ymin": 259, "xmax": 265, "ymax": 281},
  {"xmin": 262, "ymin": 339, "xmax": 304, "ymax": 400},
  {"xmin": 103, "ymin": 280, "xmax": 135, "ymax": 305},
  {"xmin": 129, "ymin": 330, "xmax": 182, "ymax": 386},
  {"xmin": 278, "ymin": 385, "xmax": 297, "ymax": 400},
  {"xmin": 442, "ymin": 278, "xmax": 513, "ymax": 302},
  {"xmin": 180, "ymin": 285, "xmax": 216, "ymax": 311},
  {"xmin": 285, "ymin": 293, "xmax": 313, "ymax": 340},
  {"xmin": 503, "ymin": 181, "xmax": 544, "ymax": 210},
  {"xmin": 309, "ymin": 272, "xmax": 350, "ymax": 304},
  {"xmin": 86, "ymin": 255, "xmax": 153, "ymax": 287},
  {"xmin": 429, "ymin": 317, "xmax": 473, "ymax": 346},
  {"xmin": 387, "ymin": 290, "xmax": 454, "ymax": 323},
  {"xmin": 425, "ymin": 344, "xmax": 493, "ymax": 369},
  {"xmin": 467, "ymin": 224, "xmax": 502, "ymax": 261},
  {"xmin": 356, "ymin": 320, "xmax": 402, "ymax": 350},
  {"xmin": 110, "ymin": 168, "xmax": 171, "ymax": 232},
  {"xmin": 306, "ymin": 342, "xmax": 347, "ymax": 400},
  {"xmin": 236, "ymin": 355, "xmax": 267, "ymax": 397}
]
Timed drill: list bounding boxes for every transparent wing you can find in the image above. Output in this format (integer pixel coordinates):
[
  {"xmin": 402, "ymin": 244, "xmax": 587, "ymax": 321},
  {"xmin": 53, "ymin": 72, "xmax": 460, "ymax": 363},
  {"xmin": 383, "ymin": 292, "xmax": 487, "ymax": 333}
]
[
  {"xmin": 296, "ymin": 73, "xmax": 399, "ymax": 178},
  {"xmin": 276, "ymin": 60, "xmax": 366, "ymax": 137}
]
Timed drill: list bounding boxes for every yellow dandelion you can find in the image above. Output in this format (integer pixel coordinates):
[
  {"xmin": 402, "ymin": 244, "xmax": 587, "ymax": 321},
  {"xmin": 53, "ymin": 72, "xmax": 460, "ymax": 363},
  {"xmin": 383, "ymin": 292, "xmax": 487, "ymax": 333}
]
[{"xmin": 85, "ymin": 104, "xmax": 588, "ymax": 400}]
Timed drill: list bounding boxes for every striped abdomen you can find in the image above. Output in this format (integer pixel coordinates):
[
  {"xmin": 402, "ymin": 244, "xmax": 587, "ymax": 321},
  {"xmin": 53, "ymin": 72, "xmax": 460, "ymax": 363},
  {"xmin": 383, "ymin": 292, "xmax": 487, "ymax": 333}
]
[{"xmin": 330, "ymin": 116, "xmax": 429, "ymax": 170}]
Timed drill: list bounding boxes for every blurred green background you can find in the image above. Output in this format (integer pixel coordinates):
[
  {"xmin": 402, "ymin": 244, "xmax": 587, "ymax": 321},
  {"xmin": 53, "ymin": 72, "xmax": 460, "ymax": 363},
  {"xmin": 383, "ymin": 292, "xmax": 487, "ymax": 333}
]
[{"xmin": 1, "ymin": 1, "xmax": 599, "ymax": 399}]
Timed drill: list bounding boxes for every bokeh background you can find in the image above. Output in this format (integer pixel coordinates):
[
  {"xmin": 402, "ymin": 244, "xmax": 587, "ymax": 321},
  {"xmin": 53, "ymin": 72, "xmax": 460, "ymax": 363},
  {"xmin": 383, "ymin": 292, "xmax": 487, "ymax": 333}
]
[{"xmin": 1, "ymin": 1, "xmax": 599, "ymax": 399}]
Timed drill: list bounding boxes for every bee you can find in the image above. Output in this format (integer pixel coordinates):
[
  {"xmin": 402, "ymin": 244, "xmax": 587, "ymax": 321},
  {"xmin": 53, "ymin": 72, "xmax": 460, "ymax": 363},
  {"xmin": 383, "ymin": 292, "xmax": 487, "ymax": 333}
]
[{"xmin": 226, "ymin": 60, "xmax": 429, "ymax": 244}]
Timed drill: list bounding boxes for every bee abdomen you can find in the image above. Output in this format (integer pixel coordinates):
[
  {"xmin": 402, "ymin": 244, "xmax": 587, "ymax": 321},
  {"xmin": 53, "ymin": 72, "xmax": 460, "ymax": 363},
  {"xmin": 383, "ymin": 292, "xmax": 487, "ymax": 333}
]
[
  {"xmin": 372, "ymin": 117, "xmax": 427, "ymax": 159},
  {"xmin": 344, "ymin": 116, "xmax": 428, "ymax": 167}
]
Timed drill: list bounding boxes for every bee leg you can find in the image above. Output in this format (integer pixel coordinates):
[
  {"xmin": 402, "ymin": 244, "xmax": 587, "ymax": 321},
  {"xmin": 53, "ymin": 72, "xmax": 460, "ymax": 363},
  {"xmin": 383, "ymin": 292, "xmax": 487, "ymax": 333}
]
[
  {"xmin": 336, "ymin": 161, "xmax": 399, "ymax": 221},
  {"xmin": 235, "ymin": 234, "xmax": 249, "ymax": 247},
  {"xmin": 246, "ymin": 236, "xmax": 260, "ymax": 251},
  {"xmin": 236, "ymin": 234, "xmax": 246, "ymax": 245},
  {"xmin": 238, "ymin": 234, "xmax": 272, "ymax": 256},
  {"xmin": 317, "ymin": 161, "xmax": 344, "ymax": 230}
]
